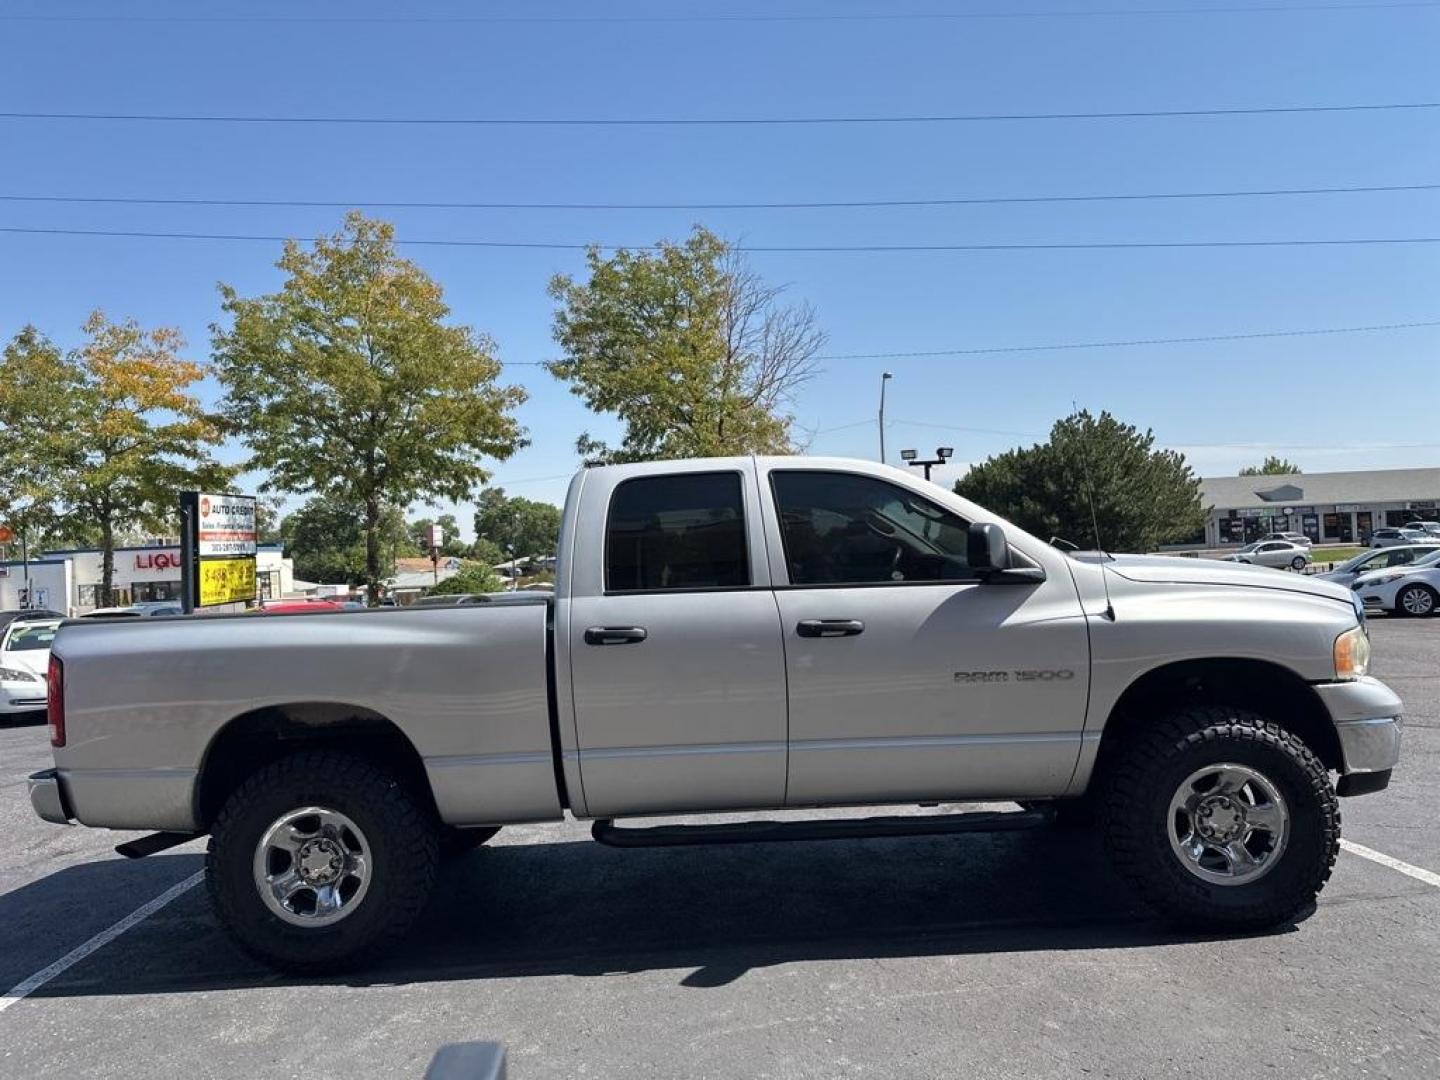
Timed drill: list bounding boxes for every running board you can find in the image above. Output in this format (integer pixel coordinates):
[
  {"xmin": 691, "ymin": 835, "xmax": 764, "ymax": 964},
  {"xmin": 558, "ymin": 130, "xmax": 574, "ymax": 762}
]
[{"xmin": 590, "ymin": 806, "xmax": 1054, "ymax": 848}]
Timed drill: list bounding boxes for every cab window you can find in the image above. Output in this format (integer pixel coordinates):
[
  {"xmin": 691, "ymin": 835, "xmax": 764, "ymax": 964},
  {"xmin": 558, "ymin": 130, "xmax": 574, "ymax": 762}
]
[
  {"xmin": 771, "ymin": 471, "xmax": 972, "ymax": 586},
  {"xmin": 605, "ymin": 472, "xmax": 749, "ymax": 592}
]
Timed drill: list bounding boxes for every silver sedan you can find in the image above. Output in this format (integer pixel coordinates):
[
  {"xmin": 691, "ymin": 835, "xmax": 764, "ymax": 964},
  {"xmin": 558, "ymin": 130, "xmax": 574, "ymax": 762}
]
[{"xmin": 1222, "ymin": 540, "xmax": 1313, "ymax": 570}]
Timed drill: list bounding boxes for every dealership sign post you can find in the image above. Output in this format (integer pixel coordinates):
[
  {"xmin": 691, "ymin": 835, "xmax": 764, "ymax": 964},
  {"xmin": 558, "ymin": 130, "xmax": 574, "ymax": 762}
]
[{"xmin": 179, "ymin": 491, "xmax": 258, "ymax": 613}]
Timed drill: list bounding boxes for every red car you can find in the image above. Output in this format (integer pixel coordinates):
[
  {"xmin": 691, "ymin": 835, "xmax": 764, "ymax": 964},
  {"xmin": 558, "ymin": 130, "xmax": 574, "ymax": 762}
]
[{"xmin": 255, "ymin": 599, "xmax": 346, "ymax": 614}]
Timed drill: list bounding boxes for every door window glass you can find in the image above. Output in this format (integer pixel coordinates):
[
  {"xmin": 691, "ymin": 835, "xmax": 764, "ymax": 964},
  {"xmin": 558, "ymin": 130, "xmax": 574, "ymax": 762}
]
[
  {"xmin": 605, "ymin": 472, "xmax": 749, "ymax": 592},
  {"xmin": 771, "ymin": 471, "xmax": 972, "ymax": 585}
]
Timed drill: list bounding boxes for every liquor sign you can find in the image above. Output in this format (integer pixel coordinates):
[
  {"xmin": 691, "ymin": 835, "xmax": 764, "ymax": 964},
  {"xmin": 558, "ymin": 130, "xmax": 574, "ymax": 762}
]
[{"xmin": 180, "ymin": 491, "xmax": 258, "ymax": 609}]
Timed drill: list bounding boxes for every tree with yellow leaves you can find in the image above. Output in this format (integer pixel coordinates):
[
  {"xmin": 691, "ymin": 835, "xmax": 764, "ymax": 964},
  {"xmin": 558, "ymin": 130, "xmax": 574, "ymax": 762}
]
[{"xmin": 0, "ymin": 313, "xmax": 231, "ymax": 605}]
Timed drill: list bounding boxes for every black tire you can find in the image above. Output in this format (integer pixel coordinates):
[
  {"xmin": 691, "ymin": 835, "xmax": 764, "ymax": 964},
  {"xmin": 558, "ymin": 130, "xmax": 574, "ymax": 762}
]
[
  {"xmin": 206, "ymin": 750, "xmax": 440, "ymax": 973},
  {"xmin": 1394, "ymin": 582, "xmax": 1438, "ymax": 618},
  {"xmin": 1291, "ymin": 555, "xmax": 1307, "ymax": 571},
  {"xmin": 440, "ymin": 825, "xmax": 501, "ymax": 859},
  {"xmin": 1100, "ymin": 705, "xmax": 1339, "ymax": 931}
]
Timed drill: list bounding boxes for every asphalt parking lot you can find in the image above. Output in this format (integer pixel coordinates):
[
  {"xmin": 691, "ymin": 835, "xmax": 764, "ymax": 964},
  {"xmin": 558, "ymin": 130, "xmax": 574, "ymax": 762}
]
[{"xmin": 1, "ymin": 618, "xmax": 1437, "ymax": 1079}]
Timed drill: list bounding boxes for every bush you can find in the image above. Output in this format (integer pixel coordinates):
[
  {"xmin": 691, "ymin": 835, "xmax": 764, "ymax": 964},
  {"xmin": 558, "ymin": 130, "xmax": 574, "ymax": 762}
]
[{"xmin": 425, "ymin": 562, "xmax": 504, "ymax": 596}]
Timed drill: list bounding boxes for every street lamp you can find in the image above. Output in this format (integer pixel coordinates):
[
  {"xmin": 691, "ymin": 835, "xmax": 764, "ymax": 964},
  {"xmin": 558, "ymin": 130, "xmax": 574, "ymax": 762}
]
[
  {"xmin": 900, "ymin": 446, "xmax": 953, "ymax": 482},
  {"xmin": 878, "ymin": 372, "xmax": 893, "ymax": 463}
]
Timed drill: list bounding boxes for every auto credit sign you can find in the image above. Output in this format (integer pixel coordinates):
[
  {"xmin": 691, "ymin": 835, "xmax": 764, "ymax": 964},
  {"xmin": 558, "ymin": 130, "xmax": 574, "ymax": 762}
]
[
  {"xmin": 197, "ymin": 493, "xmax": 258, "ymax": 557},
  {"xmin": 180, "ymin": 490, "xmax": 259, "ymax": 609}
]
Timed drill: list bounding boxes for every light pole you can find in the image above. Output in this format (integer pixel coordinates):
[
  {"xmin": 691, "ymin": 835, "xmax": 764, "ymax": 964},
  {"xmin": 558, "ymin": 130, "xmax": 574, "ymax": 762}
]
[
  {"xmin": 899, "ymin": 446, "xmax": 954, "ymax": 482},
  {"xmin": 878, "ymin": 371, "xmax": 893, "ymax": 463}
]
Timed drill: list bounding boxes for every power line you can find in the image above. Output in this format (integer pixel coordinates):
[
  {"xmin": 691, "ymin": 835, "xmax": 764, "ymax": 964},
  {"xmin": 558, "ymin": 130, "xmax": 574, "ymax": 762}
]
[
  {"xmin": 4, "ymin": 181, "xmax": 1436, "ymax": 212},
  {"xmin": 2, "ymin": 101, "xmax": 1437, "ymax": 127},
  {"xmin": 5, "ymin": 2, "xmax": 1438, "ymax": 21},
  {"xmin": 5, "ymin": 224, "xmax": 1440, "ymax": 252},
  {"xmin": 890, "ymin": 419, "xmax": 1440, "ymax": 451},
  {"xmin": 816, "ymin": 319, "xmax": 1440, "ymax": 359}
]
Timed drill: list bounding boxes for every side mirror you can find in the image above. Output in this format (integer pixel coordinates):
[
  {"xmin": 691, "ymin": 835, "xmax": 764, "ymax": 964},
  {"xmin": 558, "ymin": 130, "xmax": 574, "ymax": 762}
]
[{"xmin": 968, "ymin": 522, "xmax": 1012, "ymax": 573}]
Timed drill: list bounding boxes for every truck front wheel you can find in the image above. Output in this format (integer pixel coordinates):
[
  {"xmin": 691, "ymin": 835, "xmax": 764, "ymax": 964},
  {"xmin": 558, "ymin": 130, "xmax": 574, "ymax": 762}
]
[
  {"xmin": 1101, "ymin": 706, "xmax": 1339, "ymax": 930},
  {"xmin": 206, "ymin": 750, "xmax": 440, "ymax": 972}
]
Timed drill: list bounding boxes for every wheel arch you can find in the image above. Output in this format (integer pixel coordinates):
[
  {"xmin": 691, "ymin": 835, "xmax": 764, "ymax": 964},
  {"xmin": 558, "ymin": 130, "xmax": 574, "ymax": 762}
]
[
  {"xmin": 194, "ymin": 702, "xmax": 437, "ymax": 830},
  {"xmin": 1091, "ymin": 658, "xmax": 1344, "ymax": 782}
]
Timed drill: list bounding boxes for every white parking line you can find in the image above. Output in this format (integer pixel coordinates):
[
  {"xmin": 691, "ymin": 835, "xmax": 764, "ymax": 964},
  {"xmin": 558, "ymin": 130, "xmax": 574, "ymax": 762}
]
[
  {"xmin": 1341, "ymin": 839, "xmax": 1440, "ymax": 889},
  {"xmin": 0, "ymin": 870, "xmax": 203, "ymax": 1015}
]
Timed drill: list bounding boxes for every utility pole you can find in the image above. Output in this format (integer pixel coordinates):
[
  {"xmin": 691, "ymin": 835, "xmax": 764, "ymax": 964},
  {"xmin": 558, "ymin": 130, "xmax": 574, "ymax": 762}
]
[{"xmin": 878, "ymin": 371, "xmax": 893, "ymax": 463}]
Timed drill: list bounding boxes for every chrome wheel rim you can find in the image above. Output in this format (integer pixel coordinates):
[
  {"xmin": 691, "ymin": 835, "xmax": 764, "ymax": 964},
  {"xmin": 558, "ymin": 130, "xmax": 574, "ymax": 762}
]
[
  {"xmin": 252, "ymin": 806, "xmax": 372, "ymax": 927},
  {"xmin": 1400, "ymin": 587, "xmax": 1433, "ymax": 615},
  {"xmin": 1167, "ymin": 764, "xmax": 1289, "ymax": 887}
]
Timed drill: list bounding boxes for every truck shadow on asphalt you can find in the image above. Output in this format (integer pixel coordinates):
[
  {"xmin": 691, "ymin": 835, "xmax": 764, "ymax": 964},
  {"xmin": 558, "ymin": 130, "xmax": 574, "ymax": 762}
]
[{"xmin": 9, "ymin": 825, "xmax": 1307, "ymax": 999}]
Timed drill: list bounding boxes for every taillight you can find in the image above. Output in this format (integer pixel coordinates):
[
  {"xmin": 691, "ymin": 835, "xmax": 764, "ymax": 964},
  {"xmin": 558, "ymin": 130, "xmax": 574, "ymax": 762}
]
[{"xmin": 47, "ymin": 654, "xmax": 65, "ymax": 748}]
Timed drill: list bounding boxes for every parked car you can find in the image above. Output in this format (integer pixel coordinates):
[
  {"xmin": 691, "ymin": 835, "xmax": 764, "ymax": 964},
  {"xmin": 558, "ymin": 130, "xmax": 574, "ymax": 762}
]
[
  {"xmin": 80, "ymin": 602, "xmax": 183, "ymax": 618},
  {"xmin": 1263, "ymin": 531, "xmax": 1312, "ymax": 547},
  {"xmin": 1315, "ymin": 544, "xmax": 1440, "ymax": 587},
  {"xmin": 409, "ymin": 593, "xmax": 496, "ymax": 607},
  {"xmin": 30, "ymin": 456, "xmax": 1398, "ymax": 972},
  {"xmin": 1222, "ymin": 540, "xmax": 1313, "ymax": 570},
  {"xmin": 0, "ymin": 609, "xmax": 65, "ymax": 633},
  {"xmin": 1, "ymin": 617, "xmax": 61, "ymax": 716},
  {"xmin": 256, "ymin": 598, "xmax": 346, "ymax": 614},
  {"xmin": 1352, "ymin": 562, "xmax": 1440, "ymax": 617},
  {"xmin": 1402, "ymin": 520, "xmax": 1440, "ymax": 537},
  {"xmin": 1370, "ymin": 527, "xmax": 1432, "ymax": 548}
]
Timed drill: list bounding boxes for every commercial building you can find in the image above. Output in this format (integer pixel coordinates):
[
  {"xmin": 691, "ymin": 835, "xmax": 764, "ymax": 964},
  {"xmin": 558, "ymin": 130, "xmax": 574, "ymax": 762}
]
[
  {"xmin": 0, "ymin": 542, "xmax": 294, "ymax": 615},
  {"xmin": 1200, "ymin": 468, "xmax": 1440, "ymax": 547}
]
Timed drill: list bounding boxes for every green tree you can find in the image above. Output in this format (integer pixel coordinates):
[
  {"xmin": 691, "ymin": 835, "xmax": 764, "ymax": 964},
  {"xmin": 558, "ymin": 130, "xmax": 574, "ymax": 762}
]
[
  {"xmin": 255, "ymin": 495, "xmax": 286, "ymax": 544},
  {"xmin": 1239, "ymin": 456, "xmax": 1302, "ymax": 476},
  {"xmin": 279, "ymin": 496, "xmax": 410, "ymax": 585},
  {"xmin": 213, "ymin": 212, "xmax": 527, "ymax": 602},
  {"xmin": 466, "ymin": 535, "xmax": 506, "ymax": 566},
  {"xmin": 954, "ymin": 410, "xmax": 1205, "ymax": 553},
  {"xmin": 0, "ymin": 316, "xmax": 230, "ymax": 604},
  {"xmin": 472, "ymin": 488, "xmax": 562, "ymax": 559},
  {"xmin": 424, "ymin": 561, "xmax": 505, "ymax": 596},
  {"xmin": 547, "ymin": 226, "xmax": 825, "ymax": 463}
]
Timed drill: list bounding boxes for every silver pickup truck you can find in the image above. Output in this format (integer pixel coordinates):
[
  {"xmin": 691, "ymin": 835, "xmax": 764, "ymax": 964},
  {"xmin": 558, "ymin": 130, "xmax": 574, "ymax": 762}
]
[{"xmin": 30, "ymin": 456, "xmax": 1402, "ymax": 971}]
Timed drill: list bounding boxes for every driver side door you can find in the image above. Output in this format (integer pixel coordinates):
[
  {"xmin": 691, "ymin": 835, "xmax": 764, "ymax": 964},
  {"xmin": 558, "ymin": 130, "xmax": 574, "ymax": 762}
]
[{"xmin": 761, "ymin": 467, "xmax": 1091, "ymax": 807}]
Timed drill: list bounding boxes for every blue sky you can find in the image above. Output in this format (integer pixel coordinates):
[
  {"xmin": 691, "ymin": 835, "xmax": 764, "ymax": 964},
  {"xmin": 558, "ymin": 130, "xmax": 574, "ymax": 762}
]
[{"xmin": 2, "ymin": 1, "xmax": 1438, "ymax": 534}]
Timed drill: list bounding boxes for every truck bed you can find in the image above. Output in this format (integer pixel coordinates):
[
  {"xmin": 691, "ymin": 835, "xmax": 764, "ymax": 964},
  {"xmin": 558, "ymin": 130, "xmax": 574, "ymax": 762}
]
[{"xmin": 50, "ymin": 598, "xmax": 561, "ymax": 831}]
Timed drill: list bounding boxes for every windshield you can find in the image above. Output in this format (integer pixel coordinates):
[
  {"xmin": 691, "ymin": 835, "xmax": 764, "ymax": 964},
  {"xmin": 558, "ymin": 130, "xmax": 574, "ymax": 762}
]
[{"xmin": 3, "ymin": 622, "xmax": 60, "ymax": 651}]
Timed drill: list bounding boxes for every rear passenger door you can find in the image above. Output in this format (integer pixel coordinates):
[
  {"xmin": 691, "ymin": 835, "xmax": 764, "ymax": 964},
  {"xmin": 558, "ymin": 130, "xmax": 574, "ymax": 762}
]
[{"xmin": 563, "ymin": 463, "xmax": 789, "ymax": 818}]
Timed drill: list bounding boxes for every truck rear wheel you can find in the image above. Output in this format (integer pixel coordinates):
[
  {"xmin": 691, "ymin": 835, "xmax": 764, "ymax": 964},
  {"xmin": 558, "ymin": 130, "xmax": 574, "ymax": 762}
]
[
  {"xmin": 206, "ymin": 750, "xmax": 439, "ymax": 973},
  {"xmin": 1100, "ymin": 705, "xmax": 1339, "ymax": 931}
]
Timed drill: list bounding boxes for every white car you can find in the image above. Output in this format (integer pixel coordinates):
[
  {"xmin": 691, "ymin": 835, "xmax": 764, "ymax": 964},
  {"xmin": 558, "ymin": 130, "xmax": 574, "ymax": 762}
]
[
  {"xmin": 1370, "ymin": 527, "xmax": 1432, "ymax": 548},
  {"xmin": 1353, "ymin": 563, "xmax": 1440, "ymax": 617},
  {"xmin": 0, "ymin": 617, "xmax": 60, "ymax": 716},
  {"xmin": 1403, "ymin": 520, "xmax": 1440, "ymax": 538},
  {"xmin": 1222, "ymin": 540, "xmax": 1313, "ymax": 570},
  {"xmin": 1263, "ymin": 531, "xmax": 1312, "ymax": 547},
  {"xmin": 1316, "ymin": 544, "xmax": 1440, "ymax": 587},
  {"xmin": 80, "ymin": 602, "xmax": 183, "ymax": 618}
]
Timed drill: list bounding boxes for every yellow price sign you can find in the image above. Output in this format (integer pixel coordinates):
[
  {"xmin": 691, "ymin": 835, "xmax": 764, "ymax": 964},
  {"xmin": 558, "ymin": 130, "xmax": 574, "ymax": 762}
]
[{"xmin": 198, "ymin": 557, "xmax": 257, "ymax": 607}]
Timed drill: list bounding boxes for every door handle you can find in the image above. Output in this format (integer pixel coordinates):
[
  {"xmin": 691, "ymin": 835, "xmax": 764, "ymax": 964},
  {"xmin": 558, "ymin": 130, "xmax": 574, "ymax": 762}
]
[
  {"xmin": 796, "ymin": 619, "xmax": 865, "ymax": 638},
  {"xmin": 584, "ymin": 626, "xmax": 648, "ymax": 646}
]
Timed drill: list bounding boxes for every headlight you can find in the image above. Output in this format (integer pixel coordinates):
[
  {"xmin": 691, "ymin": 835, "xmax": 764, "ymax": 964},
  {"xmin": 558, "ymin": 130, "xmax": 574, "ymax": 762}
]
[
  {"xmin": 0, "ymin": 666, "xmax": 40, "ymax": 683},
  {"xmin": 1366, "ymin": 573, "xmax": 1406, "ymax": 587},
  {"xmin": 1334, "ymin": 626, "xmax": 1371, "ymax": 680}
]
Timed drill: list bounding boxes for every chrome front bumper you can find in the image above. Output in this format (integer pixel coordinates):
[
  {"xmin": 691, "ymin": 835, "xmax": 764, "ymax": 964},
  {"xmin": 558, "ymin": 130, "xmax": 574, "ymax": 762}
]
[
  {"xmin": 28, "ymin": 768, "xmax": 73, "ymax": 825},
  {"xmin": 1312, "ymin": 677, "xmax": 1403, "ymax": 775}
]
